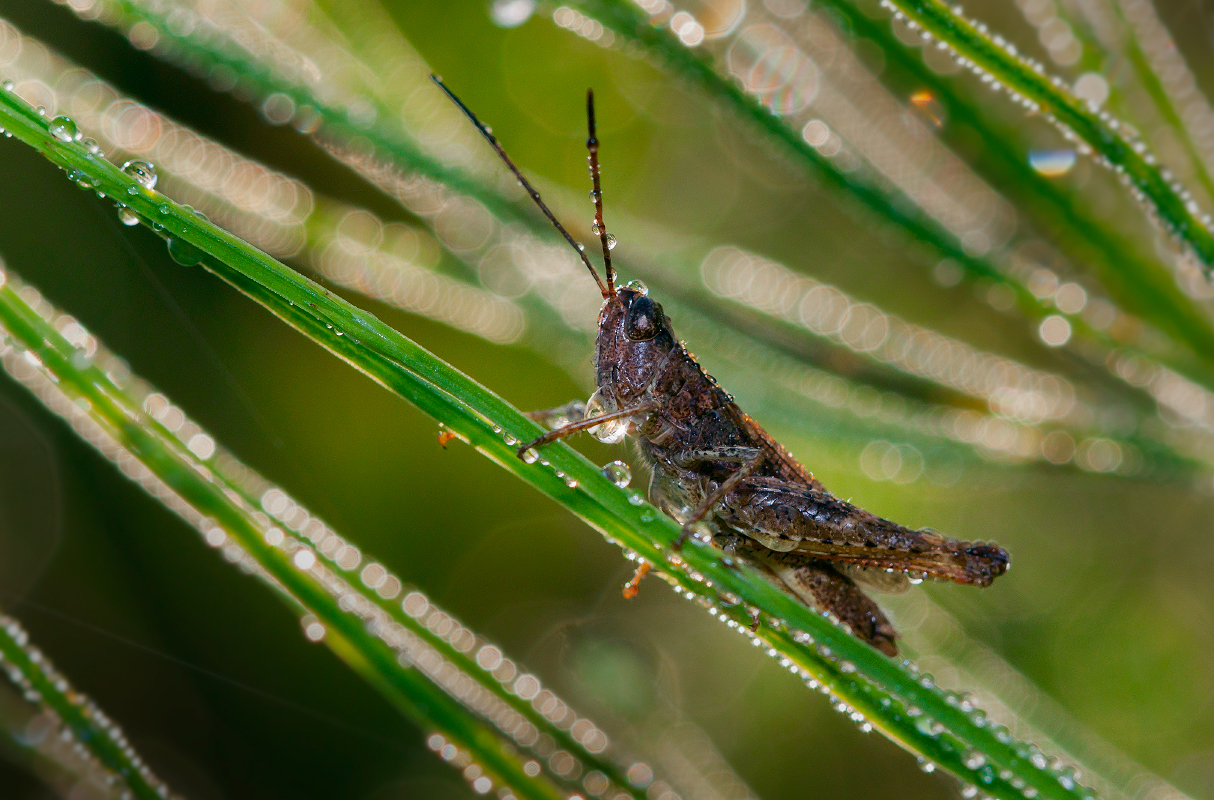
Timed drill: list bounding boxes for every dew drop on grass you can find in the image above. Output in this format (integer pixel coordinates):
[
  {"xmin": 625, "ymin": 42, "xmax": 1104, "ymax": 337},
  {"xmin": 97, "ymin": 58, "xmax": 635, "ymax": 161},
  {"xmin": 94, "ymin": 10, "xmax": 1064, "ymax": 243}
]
[
  {"xmin": 600, "ymin": 460, "xmax": 631, "ymax": 488},
  {"xmin": 116, "ymin": 205, "xmax": 139, "ymax": 226},
  {"xmin": 1028, "ymin": 149, "xmax": 1076, "ymax": 176},
  {"xmin": 48, "ymin": 116, "xmax": 77, "ymax": 143},
  {"xmin": 121, "ymin": 159, "xmax": 158, "ymax": 190}
]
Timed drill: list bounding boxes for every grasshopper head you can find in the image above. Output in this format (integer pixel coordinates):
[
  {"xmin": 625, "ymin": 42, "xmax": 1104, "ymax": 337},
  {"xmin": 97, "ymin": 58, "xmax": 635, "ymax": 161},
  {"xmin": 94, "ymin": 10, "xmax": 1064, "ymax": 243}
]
[{"xmin": 594, "ymin": 282, "xmax": 677, "ymax": 407}]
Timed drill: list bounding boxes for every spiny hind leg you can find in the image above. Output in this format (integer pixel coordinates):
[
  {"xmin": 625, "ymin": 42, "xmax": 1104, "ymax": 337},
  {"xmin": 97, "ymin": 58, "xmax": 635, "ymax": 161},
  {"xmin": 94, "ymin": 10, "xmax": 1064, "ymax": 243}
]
[{"xmin": 765, "ymin": 557, "xmax": 898, "ymax": 656}]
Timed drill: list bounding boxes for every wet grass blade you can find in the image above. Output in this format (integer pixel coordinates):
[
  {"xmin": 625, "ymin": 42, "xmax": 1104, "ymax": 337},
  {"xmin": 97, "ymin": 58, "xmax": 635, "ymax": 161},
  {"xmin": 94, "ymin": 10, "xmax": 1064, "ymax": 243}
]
[
  {"xmin": 0, "ymin": 81, "xmax": 1107, "ymax": 800},
  {"xmin": 0, "ymin": 615, "xmax": 179, "ymax": 799}
]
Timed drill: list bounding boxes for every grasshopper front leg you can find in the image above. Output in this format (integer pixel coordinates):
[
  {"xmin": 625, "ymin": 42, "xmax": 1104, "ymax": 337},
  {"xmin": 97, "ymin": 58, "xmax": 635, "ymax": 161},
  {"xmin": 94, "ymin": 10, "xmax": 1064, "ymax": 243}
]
[
  {"xmin": 716, "ymin": 476, "xmax": 1009, "ymax": 586},
  {"xmin": 517, "ymin": 400, "xmax": 658, "ymax": 458}
]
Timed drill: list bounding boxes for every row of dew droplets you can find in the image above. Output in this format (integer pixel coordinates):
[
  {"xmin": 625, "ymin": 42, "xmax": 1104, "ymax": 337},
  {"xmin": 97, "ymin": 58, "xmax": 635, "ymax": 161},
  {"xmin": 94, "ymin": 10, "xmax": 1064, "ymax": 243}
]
[
  {"xmin": 36, "ymin": 99, "xmax": 204, "ymax": 268},
  {"xmin": 0, "ymin": 614, "xmax": 180, "ymax": 799},
  {"xmin": 876, "ymin": 0, "xmax": 1214, "ymax": 269},
  {"xmin": 667, "ymin": 535, "xmax": 1096, "ymax": 800}
]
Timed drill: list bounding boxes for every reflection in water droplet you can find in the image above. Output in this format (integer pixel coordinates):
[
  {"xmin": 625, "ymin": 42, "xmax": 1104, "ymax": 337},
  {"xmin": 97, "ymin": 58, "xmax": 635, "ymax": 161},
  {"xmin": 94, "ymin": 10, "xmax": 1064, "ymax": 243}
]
[
  {"xmin": 121, "ymin": 159, "xmax": 158, "ymax": 190},
  {"xmin": 585, "ymin": 389, "xmax": 628, "ymax": 444},
  {"xmin": 117, "ymin": 206, "xmax": 139, "ymax": 226},
  {"xmin": 167, "ymin": 236, "xmax": 203, "ymax": 266},
  {"xmin": 600, "ymin": 460, "xmax": 632, "ymax": 488},
  {"xmin": 1028, "ymin": 149, "xmax": 1076, "ymax": 176},
  {"xmin": 48, "ymin": 116, "xmax": 77, "ymax": 143},
  {"xmin": 623, "ymin": 280, "xmax": 648, "ymax": 296},
  {"xmin": 606, "ymin": 233, "xmax": 617, "ymax": 250}
]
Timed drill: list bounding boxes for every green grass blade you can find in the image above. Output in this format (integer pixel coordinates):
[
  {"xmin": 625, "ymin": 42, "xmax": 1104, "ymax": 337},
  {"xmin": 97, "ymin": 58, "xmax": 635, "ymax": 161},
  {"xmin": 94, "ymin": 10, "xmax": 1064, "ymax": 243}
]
[
  {"xmin": 0, "ymin": 272, "xmax": 578, "ymax": 800},
  {"xmin": 754, "ymin": 0, "xmax": 1214, "ymax": 402},
  {"xmin": 39, "ymin": 1, "xmax": 1214, "ymax": 483},
  {"xmin": 876, "ymin": 0, "xmax": 1214, "ymax": 268},
  {"xmin": 0, "ymin": 80, "xmax": 1110, "ymax": 800},
  {"xmin": 0, "ymin": 274, "xmax": 671, "ymax": 800},
  {"xmin": 0, "ymin": 614, "xmax": 179, "ymax": 799}
]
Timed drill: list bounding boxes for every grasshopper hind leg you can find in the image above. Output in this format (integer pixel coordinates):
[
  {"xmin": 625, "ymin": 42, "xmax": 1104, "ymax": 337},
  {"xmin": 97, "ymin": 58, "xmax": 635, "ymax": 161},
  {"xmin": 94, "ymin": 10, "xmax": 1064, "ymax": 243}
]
[{"xmin": 760, "ymin": 550, "xmax": 899, "ymax": 656}]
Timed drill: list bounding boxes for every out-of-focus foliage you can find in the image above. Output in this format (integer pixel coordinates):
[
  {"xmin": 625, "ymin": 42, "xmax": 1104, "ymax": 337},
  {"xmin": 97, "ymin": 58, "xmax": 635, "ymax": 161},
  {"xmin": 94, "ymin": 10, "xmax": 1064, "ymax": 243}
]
[{"xmin": 0, "ymin": 0, "xmax": 1212, "ymax": 799}]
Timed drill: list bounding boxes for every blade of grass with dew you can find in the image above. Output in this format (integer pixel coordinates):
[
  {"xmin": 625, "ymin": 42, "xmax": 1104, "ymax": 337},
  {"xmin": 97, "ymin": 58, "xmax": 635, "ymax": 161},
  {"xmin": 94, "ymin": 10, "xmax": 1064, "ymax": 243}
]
[
  {"xmin": 0, "ymin": 18, "xmax": 1091, "ymax": 494},
  {"xmin": 549, "ymin": 0, "xmax": 1214, "ymax": 453},
  {"xmin": 872, "ymin": 0, "xmax": 1214, "ymax": 267},
  {"xmin": 0, "ymin": 81, "xmax": 1113, "ymax": 800},
  {"xmin": 1103, "ymin": 0, "xmax": 1214, "ymax": 211},
  {"xmin": 0, "ymin": 265, "xmax": 743, "ymax": 800},
  {"xmin": 45, "ymin": 0, "xmax": 1214, "ymax": 478},
  {"xmin": 4, "ymin": 13, "xmax": 1163, "ymax": 488},
  {"xmin": 0, "ymin": 614, "xmax": 180, "ymax": 800},
  {"xmin": 883, "ymin": 593, "xmax": 1195, "ymax": 800},
  {"xmin": 753, "ymin": 0, "xmax": 1214, "ymax": 393},
  {"xmin": 0, "ymin": 272, "xmax": 592, "ymax": 800}
]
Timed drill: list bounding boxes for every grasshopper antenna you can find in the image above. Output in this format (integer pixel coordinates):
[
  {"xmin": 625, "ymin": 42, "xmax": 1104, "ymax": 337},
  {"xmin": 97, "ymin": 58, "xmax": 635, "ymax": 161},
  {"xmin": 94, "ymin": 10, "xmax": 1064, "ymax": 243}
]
[
  {"xmin": 585, "ymin": 88, "xmax": 617, "ymax": 296},
  {"xmin": 431, "ymin": 74, "xmax": 617, "ymax": 304}
]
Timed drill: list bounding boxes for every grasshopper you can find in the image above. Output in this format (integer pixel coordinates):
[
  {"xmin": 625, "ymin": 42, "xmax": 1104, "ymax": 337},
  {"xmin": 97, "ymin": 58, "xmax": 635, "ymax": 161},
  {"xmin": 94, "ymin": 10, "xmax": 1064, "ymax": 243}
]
[{"xmin": 433, "ymin": 77, "xmax": 1008, "ymax": 656}]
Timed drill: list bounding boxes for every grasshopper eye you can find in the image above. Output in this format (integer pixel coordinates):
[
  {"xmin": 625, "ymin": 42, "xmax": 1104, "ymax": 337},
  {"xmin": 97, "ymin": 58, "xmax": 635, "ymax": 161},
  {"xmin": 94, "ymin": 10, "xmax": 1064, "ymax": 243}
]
[{"xmin": 624, "ymin": 295, "xmax": 660, "ymax": 341}]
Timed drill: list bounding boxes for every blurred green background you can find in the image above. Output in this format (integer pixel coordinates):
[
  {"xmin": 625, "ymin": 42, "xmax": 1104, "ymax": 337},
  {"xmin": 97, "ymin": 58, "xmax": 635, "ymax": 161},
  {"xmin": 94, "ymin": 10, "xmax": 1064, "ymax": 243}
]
[{"xmin": 0, "ymin": 0, "xmax": 1213, "ymax": 798}]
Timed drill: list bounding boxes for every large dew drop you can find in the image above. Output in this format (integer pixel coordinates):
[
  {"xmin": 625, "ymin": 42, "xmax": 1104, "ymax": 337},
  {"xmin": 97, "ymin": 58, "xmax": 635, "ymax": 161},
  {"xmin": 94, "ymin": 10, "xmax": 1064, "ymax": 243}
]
[
  {"xmin": 600, "ymin": 460, "xmax": 632, "ymax": 488},
  {"xmin": 585, "ymin": 389, "xmax": 628, "ymax": 444},
  {"xmin": 121, "ymin": 159, "xmax": 158, "ymax": 190},
  {"xmin": 167, "ymin": 208, "xmax": 208, "ymax": 266},
  {"xmin": 48, "ymin": 116, "xmax": 77, "ymax": 143},
  {"xmin": 623, "ymin": 279, "xmax": 647, "ymax": 296},
  {"xmin": 117, "ymin": 205, "xmax": 139, "ymax": 226}
]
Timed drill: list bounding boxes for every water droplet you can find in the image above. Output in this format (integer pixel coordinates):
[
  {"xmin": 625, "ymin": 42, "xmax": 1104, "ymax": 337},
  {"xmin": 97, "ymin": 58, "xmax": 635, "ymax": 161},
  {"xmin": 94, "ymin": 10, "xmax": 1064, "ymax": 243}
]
[
  {"xmin": 117, "ymin": 205, "xmax": 139, "ymax": 226},
  {"xmin": 839, "ymin": 660, "xmax": 856, "ymax": 673},
  {"xmin": 167, "ymin": 236, "xmax": 203, "ymax": 266},
  {"xmin": 1028, "ymin": 149, "xmax": 1076, "ymax": 176},
  {"xmin": 1, "ymin": 80, "xmax": 13, "ymax": 92},
  {"xmin": 600, "ymin": 460, "xmax": 631, "ymax": 488},
  {"xmin": 591, "ymin": 220, "xmax": 602, "ymax": 235},
  {"xmin": 82, "ymin": 138, "xmax": 102, "ymax": 156},
  {"xmin": 589, "ymin": 189, "xmax": 600, "ymax": 202},
  {"xmin": 520, "ymin": 448, "xmax": 538, "ymax": 464},
  {"xmin": 121, "ymin": 159, "xmax": 157, "ymax": 190},
  {"xmin": 585, "ymin": 389, "xmax": 628, "ymax": 444},
  {"xmin": 563, "ymin": 475, "xmax": 579, "ymax": 489},
  {"xmin": 606, "ymin": 233, "xmax": 617, "ymax": 250},
  {"xmin": 48, "ymin": 116, "xmax": 77, "ymax": 143},
  {"xmin": 628, "ymin": 492, "xmax": 645, "ymax": 505},
  {"xmin": 576, "ymin": 242, "xmax": 585, "ymax": 252},
  {"xmin": 623, "ymin": 279, "xmax": 647, "ymax": 295}
]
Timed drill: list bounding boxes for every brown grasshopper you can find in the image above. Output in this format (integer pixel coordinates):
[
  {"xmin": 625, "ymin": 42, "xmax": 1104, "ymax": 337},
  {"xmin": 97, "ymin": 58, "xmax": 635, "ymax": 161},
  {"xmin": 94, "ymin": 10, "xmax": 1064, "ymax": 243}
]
[{"xmin": 433, "ymin": 77, "xmax": 1008, "ymax": 656}]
